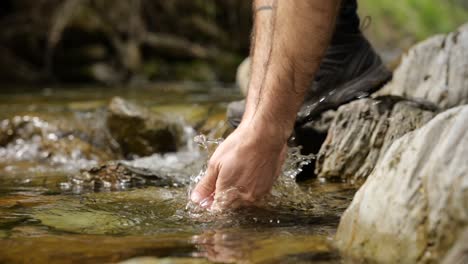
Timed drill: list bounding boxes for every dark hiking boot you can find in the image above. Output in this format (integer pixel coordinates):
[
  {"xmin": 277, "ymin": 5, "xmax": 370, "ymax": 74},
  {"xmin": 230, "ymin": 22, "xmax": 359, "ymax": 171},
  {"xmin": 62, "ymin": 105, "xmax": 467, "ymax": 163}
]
[
  {"xmin": 227, "ymin": 0, "xmax": 392, "ymax": 128},
  {"xmin": 295, "ymin": 32, "xmax": 392, "ymax": 126}
]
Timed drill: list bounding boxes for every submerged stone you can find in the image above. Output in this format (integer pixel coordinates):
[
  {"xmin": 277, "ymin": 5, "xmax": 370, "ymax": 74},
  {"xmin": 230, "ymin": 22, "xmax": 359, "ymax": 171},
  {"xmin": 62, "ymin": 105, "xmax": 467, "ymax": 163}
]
[
  {"xmin": 0, "ymin": 234, "xmax": 197, "ymax": 263},
  {"xmin": 10, "ymin": 226, "xmax": 50, "ymax": 238},
  {"xmin": 107, "ymin": 97, "xmax": 185, "ymax": 157},
  {"xmin": 0, "ymin": 211, "xmax": 28, "ymax": 228},
  {"xmin": 0, "ymin": 194, "xmax": 59, "ymax": 209},
  {"xmin": 34, "ymin": 207, "xmax": 129, "ymax": 235},
  {"xmin": 33, "ymin": 187, "xmax": 188, "ymax": 235},
  {"xmin": 120, "ymin": 257, "xmax": 211, "ymax": 264}
]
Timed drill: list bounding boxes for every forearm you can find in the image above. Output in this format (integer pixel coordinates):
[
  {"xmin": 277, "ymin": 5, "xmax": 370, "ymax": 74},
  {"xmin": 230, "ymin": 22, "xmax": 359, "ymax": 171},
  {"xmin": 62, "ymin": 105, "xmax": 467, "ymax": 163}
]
[{"xmin": 242, "ymin": 0, "xmax": 341, "ymax": 142}]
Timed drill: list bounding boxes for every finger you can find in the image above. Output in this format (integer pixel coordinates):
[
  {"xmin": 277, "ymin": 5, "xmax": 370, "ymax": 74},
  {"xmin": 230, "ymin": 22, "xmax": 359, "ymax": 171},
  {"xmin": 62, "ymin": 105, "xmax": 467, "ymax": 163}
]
[
  {"xmin": 191, "ymin": 161, "xmax": 218, "ymax": 203},
  {"xmin": 200, "ymin": 195, "xmax": 214, "ymax": 208}
]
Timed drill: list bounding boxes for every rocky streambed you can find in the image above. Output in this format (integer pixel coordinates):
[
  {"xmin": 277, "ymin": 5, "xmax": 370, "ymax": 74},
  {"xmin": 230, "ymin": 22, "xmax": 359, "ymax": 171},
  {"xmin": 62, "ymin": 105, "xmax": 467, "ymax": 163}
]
[{"xmin": 0, "ymin": 84, "xmax": 354, "ymax": 264}]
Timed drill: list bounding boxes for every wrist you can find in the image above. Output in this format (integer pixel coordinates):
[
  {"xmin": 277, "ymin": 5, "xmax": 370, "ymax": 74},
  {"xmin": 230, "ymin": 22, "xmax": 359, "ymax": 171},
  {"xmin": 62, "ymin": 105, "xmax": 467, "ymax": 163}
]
[{"xmin": 238, "ymin": 114, "xmax": 292, "ymax": 146}]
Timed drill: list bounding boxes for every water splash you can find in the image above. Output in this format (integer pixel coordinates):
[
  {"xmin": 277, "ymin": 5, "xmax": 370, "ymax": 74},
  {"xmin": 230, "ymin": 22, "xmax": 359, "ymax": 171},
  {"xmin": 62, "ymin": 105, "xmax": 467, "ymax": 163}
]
[
  {"xmin": 188, "ymin": 134, "xmax": 224, "ymax": 191},
  {"xmin": 0, "ymin": 116, "xmax": 104, "ymax": 175},
  {"xmin": 282, "ymin": 147, "xmax": 315, "ymax": 179},
  {"xmin": 186, "ymin": 135, "xmax": 316, "ymax": 215},
  {"xmin": 193, "ymin": 134, "xmax": 224, "ymax": 150}
]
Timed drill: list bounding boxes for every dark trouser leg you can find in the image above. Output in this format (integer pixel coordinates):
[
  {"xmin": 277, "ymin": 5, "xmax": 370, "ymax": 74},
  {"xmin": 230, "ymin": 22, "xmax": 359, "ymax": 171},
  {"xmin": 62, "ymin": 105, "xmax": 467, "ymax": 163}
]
[{"xmin": 335, "ymin": 0, "xmax": 360, "ymax": 36}]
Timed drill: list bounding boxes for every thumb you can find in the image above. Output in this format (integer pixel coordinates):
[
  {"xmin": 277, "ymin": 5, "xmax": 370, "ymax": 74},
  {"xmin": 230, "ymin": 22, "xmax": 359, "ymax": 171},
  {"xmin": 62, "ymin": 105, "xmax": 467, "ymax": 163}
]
[{"xmin": 191, "ymin": 161, "xmax": 218, "ymax": 203}]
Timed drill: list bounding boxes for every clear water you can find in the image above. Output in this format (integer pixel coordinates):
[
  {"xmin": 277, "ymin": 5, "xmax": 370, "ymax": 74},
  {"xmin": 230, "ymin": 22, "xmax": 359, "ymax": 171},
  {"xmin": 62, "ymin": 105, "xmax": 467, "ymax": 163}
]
[{"xmin": 0, "ymin": 84, "xmax": 356, "ymax": 263}]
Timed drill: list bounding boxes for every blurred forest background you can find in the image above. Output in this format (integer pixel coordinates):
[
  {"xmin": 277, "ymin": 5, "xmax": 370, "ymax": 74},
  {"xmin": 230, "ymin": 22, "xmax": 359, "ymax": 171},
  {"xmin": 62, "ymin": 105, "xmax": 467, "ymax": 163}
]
[{"xmin": 0, "ymin": 0, "xmax": 467, "ymax": 86}]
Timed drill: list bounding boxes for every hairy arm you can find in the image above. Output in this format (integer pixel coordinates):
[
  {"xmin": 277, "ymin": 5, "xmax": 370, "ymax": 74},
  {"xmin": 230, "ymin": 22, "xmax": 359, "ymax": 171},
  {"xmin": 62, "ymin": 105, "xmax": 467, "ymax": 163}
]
[
  {"xmin": 191, "ymin": 0, "xmax": 341, "ymax": 208},
  {"xmin": 244, "ymin": 0, "xmax": 341, "ymax": 141}
]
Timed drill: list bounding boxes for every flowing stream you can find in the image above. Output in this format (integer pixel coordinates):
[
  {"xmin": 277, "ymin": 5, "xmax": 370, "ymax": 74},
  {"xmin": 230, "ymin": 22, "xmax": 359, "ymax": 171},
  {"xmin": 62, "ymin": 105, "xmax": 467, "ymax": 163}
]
[{"xmin": 0, "ymin": 84, "xmax": 356, "ymax": 263}]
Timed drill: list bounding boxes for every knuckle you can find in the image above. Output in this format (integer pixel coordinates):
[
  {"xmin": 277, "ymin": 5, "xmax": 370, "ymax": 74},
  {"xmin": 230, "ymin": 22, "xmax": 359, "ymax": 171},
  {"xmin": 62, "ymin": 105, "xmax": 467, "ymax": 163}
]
[
  {"xmin": 204, "ymin": 178, "xmax": 216, "ymax": 188},
  {"xmin": 194, "ymin": 182, "xmax": 213, "ymax": 197}
]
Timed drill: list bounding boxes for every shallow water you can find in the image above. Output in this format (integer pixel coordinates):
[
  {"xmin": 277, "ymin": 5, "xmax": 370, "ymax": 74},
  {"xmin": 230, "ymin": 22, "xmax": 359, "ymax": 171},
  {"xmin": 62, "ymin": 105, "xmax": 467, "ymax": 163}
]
[{"xmin": 0, "ymin": 84, "xmax": 356, "ymax": 263}]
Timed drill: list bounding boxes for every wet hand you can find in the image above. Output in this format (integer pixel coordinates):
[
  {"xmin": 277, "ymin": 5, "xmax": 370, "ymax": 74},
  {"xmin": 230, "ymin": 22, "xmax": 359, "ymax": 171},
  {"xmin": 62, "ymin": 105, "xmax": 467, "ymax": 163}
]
[{"xmin": 190, "ymin": 123, "xmax": 287, "ymax": 210}]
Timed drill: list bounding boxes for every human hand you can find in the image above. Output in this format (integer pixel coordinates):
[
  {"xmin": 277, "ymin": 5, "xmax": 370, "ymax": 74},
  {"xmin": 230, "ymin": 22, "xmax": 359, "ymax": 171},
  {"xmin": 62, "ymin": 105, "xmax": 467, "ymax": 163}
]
[{"xmin": 190, "ymin": 122, "xmax": 287, "ymax": 210}]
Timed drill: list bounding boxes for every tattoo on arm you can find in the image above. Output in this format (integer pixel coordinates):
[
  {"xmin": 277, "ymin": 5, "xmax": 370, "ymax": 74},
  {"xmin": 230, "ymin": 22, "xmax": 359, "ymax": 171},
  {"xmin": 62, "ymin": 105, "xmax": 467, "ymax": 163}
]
[{"xmin": 256, "ymin": 5, "xmax": 273, "ymax": 12}]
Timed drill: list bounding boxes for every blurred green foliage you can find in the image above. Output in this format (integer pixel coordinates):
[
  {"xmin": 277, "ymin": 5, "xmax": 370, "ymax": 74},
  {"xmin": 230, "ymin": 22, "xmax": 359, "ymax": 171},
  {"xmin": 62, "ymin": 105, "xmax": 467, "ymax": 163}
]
[
  {"xmin": 0, "ymin": 0, "xmax": 466, "ymax": 85},
  {"xmin": 360, "ymin": 0, "xmax": 468, "ymax": 49}
]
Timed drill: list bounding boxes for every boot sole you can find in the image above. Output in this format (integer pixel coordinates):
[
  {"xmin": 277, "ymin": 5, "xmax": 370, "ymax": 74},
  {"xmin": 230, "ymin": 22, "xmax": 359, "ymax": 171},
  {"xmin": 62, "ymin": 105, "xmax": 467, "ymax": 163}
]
[{"xmin": 296, "ymin": 63, "xmax": 392, "ymax": 126}]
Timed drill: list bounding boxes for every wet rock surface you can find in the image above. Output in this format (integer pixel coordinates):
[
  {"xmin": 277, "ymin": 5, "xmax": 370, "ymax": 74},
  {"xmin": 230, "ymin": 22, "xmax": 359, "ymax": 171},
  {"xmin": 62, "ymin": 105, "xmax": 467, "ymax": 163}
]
[
  {"xmin": 335, "ymin": 106, "xmax": 468, "ymax": 263},
  {"xmin": 72, "ymin": 151, "xmax": 205, "ymax": 190},
  {"xmin": 376, "ymin": 23, "xmax": 468, "ymax": 109},
  {"xmin": 107, "ymin": 97, "xmax": 185, "ymax": 157},
  {"xmin": 315, "ymin": 96, "xmax": 437, "ymax": 183},
  {"xmin": 72, "ymin": 162, "xmax": 150, "ymax": 190}
]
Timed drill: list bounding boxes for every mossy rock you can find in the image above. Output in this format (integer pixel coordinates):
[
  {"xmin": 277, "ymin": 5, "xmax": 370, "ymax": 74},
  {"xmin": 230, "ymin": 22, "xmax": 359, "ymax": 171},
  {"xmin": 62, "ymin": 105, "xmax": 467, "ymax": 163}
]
[{"xmin": 34, "ymin": 207, "xmax": 130, "ymax": 235}]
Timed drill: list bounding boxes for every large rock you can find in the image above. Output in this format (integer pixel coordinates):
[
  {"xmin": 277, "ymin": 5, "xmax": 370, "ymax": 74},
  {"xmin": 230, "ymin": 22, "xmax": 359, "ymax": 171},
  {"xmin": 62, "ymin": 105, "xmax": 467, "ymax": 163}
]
[
  {"xmin": 376, "ymin": 23, "xmax": 468, "ymax": 109},
  {"xmin": 335, "ymin": 105, "xmax": 468, "ymax": 263},
  {"xmin": 315, "ymin": 96, "xmax": 436, "ymax": 183},
  {"xmin": 107, "ymin": 97, "xmax": 185, "ymax": 157}
]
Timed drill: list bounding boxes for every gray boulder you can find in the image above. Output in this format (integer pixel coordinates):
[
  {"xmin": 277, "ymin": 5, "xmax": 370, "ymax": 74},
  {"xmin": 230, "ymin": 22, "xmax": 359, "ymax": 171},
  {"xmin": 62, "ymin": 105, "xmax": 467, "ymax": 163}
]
[
  {"xmin": 376, "ymin": 23, "xmax": 468, "ymax": 109},
  {"xmin": 335, "ymin": 105, "xmax": 468, "ymax": 263},
  {"xmin": 315, "ymin": 96, "xmax": 436, "ymax": 183},
  {"xmin": 315, "ymin": 23, "xmax": 468, "ymax": 183}
]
